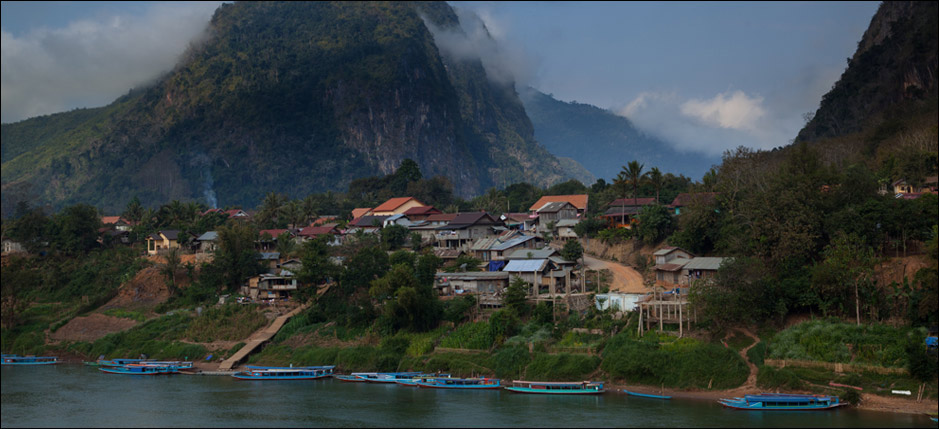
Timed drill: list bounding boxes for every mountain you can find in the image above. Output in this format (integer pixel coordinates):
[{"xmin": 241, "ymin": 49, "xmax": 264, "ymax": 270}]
[
  {"xmin": 520, "ymin": 88, "xmax": 717, "ymax": 182},
  {"xmin": 794, "ymin": 1, "xmax": 937, "ymax": 168},
  {"xmin": 0, "ymin": 1, "xmax": 589, "ymax": 213}
]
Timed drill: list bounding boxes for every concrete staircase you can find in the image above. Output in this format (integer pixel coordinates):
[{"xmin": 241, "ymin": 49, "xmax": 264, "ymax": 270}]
[{"xmin": 218, "ymin": 304, "xmax": 308, "ymax": 371}]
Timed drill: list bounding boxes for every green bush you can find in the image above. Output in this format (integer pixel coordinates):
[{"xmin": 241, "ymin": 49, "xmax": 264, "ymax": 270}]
[
  {"xmin": 747, "ymin": 341, "xmax": 766, "ymax": 366},
  {"xmin": 439, "ymin": 322, "xmax": 492, "ymax": 350},
  {"xmin": 767, "ymin": 320, "xmax": 922, "ymax": 367},
  {"xmin": 756, "ymin": 365, "xmax": 804, "ymax": 390},
  {"xmin": 525, "ymin": 353, "xmax": 600, "ymax": 381}
]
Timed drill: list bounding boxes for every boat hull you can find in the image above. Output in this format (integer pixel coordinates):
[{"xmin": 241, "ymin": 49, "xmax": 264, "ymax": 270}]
[
  {"xmin": 1, "ymin": 358, "xmax": 58, "ymax": 365},
  {"xmin": 335, "ymin": 375, "xmax": 368, "ymax": 382},
  {"xmin": 624, "ymin": 390, "xmax": 671, "ymax": 399},
  {"xmin": 718, "ymin": 400, "xmax": 847, "ymax": 411},
  {"xmin": 232, "ymin": 373, "xmax": 332, "ymax": 381},
  {"xmin": 505, "ymin": 387, "xmax": 604, "ymax": 395},
  {"xmin": 98, "ymin": 367, "xmax": 178, "ymax": 375}
]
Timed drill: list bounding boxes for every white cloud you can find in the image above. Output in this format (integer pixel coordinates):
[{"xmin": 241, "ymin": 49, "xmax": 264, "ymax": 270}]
[
  {"xmin": 1, "ymin": 2, "xmax": 221, "ymax": 123},
  {"xmin": 618, "ymin": 90, "xmax": 794, "ymax": 157},
  {"xmin": 680, "ymin": 90, "xmax": 765, "ymax": 131},
  {"xmin": 422, "ymin": 7, "xmax": 538, "ymax": 89}
]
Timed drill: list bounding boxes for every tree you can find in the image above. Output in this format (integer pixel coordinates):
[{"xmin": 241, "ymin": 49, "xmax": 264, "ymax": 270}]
[
  {"xmin": 504, "ymin": 276, "xmax": 529, "ymax": 316},
  {"xmin": 648, "ymin": 167, "xmax": 663, "ymax": 204},
  {"xmin": 122, "ymin": 196, "xmax": 144, "ymax": 223},
  {"xmin": 635, "ymin": 204, "xmax": 674, "ymax": 244},
  {"xmin": 257, "ymin": 192, "xmax": 288, "ymax": 229},
  {"xmin": 214, "ymin": 223, "xmax": 261, "ymax": 292},
  {"xmin": 298, "ymin": 236, "xmax": 338, "ymax": 286},
  {"xmin": 381, "ymin": 224, "xmax": 409, "ymax": 250},
  {"xmin": 615, "ymin": 161, "xmax": 647, "ymax": 225},
  {"xmin": 275, "ymin": 231, "xmax": 298, "ymax": 258},
  {"xmin": 52, "ymin": 204, "xmax": 100, "ymax": 254},
  {"xmin": 341, "ymin": 246, "xmax": 390, "ymax": 293},
  {"xmin": 159, "ymin": 247, "xmax": 182, "ymax": 295},
  {"xmin": 560, "ymin": 239, "xmax": 584, "ymax": 264},
  {"xmin": 813, "ymin": 232, "xmax": 876, "ymax": 325}
]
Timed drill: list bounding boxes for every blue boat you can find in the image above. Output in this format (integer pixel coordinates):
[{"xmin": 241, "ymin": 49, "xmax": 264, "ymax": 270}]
[
  {"xmin": 232, "ymin": 366, "xmax": 334, "ymax": 380},
  {"xmin": 98, "ymin": 364, "xmax": 179, "ymax": 375},
  {"xmin": 97, "ymin": 358, "xmax": 154, "ymax": 367},
  {"xmin": 624, "ymin": 389, "xmax": 671, "ymax": 400},
  {"xmin": 335, "ymin": 374, "xmax": 369, "ymax": 382},
  {"xmin": 394, "ymin": 374, "xmax": 452, "ymax": 387},
  {"xmin": 718, "ymin": 393, "xmax": 846, "ymax": 411},
  {"xmin": 416, "ymin": 377, "xmax": 501, "ymax": 389},
  {"xmin": 506, "ymin": 380, "xmax": 605, "ymax": 395},
  {"xmin": 1, "ymin": 355, "xmax": 58, "ymax": 365},
  {"xmin": 337, "ymin": 372, "xmax": 422, "ymax": 383},
  {"xmin": 246, "ymin": 365, "xmax": 335, "ymax": 370}
]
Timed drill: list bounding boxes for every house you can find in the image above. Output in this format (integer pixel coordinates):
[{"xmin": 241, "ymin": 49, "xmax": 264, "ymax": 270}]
[
  {"xmin": 277, "ymin": 259, "xmax": 303, "ymax": 274},
  {"xmin": 383, "ymin": 213, "xmax": 415, "ymax": 228},
  {"xmin": 257, "ymin": 252, "xmax": 281, "ymax": 271},
  {"xmin": 409, "ymin": 213, "xmax": 458, "ymax": 242},
  {"xmin": 2, "ymin": 238, "xmax": 26, "ymax": 254},
  {"xmin": 370, "ymin": 197, "xmax": 428, "ymax": 216},
  {"xmin": 298, "ymin": 224, "xmax": 341, "ymax": 246},
  {"xmin": 346, "ymin": 215, "xmax": 391, "ymax": 234},
  {"xmin": 434, "ymin": 248, "xmax": 466, "ymax": 262},
  {"xmin": 146, "ymin": 230, "xmax": 183, "ymax": 255},
  {"xmin": 242, "ymin": 273, "xmax": 297, "ymax": 300},
  {"xmin": 434, "ymin": 212, "xmax": 503, "ymax": 250},
  {"xmin": 403, "ymin": 205, "xmax": 442, "ymax": 221},
  {"xmin": 257, "ymin": 229, "xmax": 296, "ymax": 252},
  {"xmin": 681, "ymin": 257, "xmax": 729, "ymax": 286},
  {"xmin": 470, "ymin": 231, "xmax": 540, "ymax": 262},
  {"xmin": 100, "ymin": 216, "xmax": 135, "ymax": 232},
  {"xmin": 195, "ymin": 231, "xmax": 219, "ymax": 253},
  {"xmin": 528, "ymin": 194, "xmax": 589, "ymax": 217},
  {"xmin": 653, "ymin": 247, "xmax": 694, "ymax": 265},
  {"xmin": 669, "ymin": 192, "xmax": 719, "ymax": 215},
  {"xmin": 501, "ymin": 213, "xmax": 537, "ymax": 231},
  {"xmin": 535, "ymin": 201, "xmax": 579, "ymax": 232},
  {"xmin": 100, "ymin": 229, "xmax": 131, "ymax": 245},
  {"xmin": 556, "ymin": 219, "xmax": 581, "ymax": 239},
  {"xmin": 602, "ymin": 197, "xmax": 657, "ymax": 227},
  {"xmin": 434, "ymin": 271, "xmax": 509, "ymax": 306}
]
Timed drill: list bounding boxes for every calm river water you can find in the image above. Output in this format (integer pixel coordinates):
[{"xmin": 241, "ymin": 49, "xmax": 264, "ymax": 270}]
[{"xmin": 1, "ymin": 365, "xmax": 933, "ymax": 427}]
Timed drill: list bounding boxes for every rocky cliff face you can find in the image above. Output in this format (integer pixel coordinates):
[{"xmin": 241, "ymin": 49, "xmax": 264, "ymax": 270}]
[
  {"xmin": 796, "ymin": 1, "xmax": 937, "ymax": 142},
  {"xmin": 1, "ymin": 1, "xmax": 584, "ymax": 212}
]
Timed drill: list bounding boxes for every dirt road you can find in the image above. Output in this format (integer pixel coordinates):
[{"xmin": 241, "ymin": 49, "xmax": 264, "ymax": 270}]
[{"xmin": 582, "ymin": 253, "xmax": 648, "ymax": 293}]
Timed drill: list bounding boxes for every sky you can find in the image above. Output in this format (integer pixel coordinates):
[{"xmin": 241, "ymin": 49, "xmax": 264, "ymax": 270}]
[{"xmin": 1, "ymin": 1, "xmax": 881, "ymax": 158}]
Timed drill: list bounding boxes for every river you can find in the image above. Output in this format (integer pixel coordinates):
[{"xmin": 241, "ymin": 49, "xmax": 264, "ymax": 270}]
[{"xmin": 1, "ymin": 365, "xmax": 933, "ymax": 427}]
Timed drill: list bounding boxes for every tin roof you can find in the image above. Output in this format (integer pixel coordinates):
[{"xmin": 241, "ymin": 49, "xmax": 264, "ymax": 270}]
[
  {"xmin": 504, "ymin": 259, "xmax": 549, "ymax": 273},
  {"xmin": 682, "ymin": 257, "xmax": 728, "ymax": 271}
]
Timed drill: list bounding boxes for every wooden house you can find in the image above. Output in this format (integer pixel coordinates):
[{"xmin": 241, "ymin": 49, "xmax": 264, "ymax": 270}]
[
  {"xmin": 434, "ymin": 212, "xmax": 503, "ymax": 250},
  {"xmin": 528, "ymin": 194, "xmax": 589, "ymax": 217},
  {"xmin": 535, "ymin": 201, "xmax": 579, "ymax": 232}
]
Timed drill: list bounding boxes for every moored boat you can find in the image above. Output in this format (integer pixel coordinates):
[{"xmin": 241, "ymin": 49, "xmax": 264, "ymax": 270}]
[
  {"xmin": 1, "ymin": 355, "xmax": 58, "ymax": 365},
  {"xmin": 394, "ymin": 374, "xmax": 452, "ymax": 387},
  {"xmin": 416, "ymin": 377, "xmax": 501, "ymax": 389},
  {"xmin": 505, "ymin": 380, "xmax": 605, "ymax": 394},
  {"xmin": 335, "ymin": 374, "xmax": 369, "ymax": 382},
  {"xmin": 623, "ymin": 389, "xmax": 671, "ymax": 399},
  {"xmin": 96, "ymin": 358, "xmax": 154, "ymax": 367},
  {"xmin": 718, "ymin": 393, "xmax": 846, "ymax": 411},
  {"xmin": 98, "ymin": 364, "xmax": 179, "ymax": 375},
  {"xmin": 232, "ymin": 366, "xmax": 334, "ymax": 380}
]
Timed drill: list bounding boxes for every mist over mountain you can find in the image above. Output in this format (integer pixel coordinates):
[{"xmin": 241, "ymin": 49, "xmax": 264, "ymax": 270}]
[
  {"xmin": 1, "ymin": 1, "xmax": 589, "ymax": 213},
  {"xmin": 520, "ymin": 88, "xmax": 718, "ymax": 182}
]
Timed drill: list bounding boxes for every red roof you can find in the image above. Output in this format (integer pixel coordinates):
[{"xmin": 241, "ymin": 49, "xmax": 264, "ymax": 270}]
[
  {"xmin": 312, "ymin": 217, "xmax": 338, "ymax": 226},
  {"xmin": 351, "ymin": 208, "xmax": 372, "ymax": 219},
  {"xmin": 609, "ymin": 197, "xmax": 656, "ymax": 207},
  {"xmin": 373, "ymin": 197, "xmax": 425, "ymax": 212},
  {"xmin": 299, "ymin": 225, "xmax": 338, "ymax": 237},
  {"xmin": 100, "ymin": 216, "xmax": 134, "ymax": 225},
  {"xmin": 528, "ymin": 195, "xmax": 588, "ymax": 212},
  {"xmin": 404, "ymin": 205, "xmax": 441, "ymax": 216},
  {"xmin": 259, "ymin": 229, "xmax": 292, "ymax": 239}
]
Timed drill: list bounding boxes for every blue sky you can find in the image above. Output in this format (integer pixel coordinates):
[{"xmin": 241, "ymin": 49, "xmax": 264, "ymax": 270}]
[{"xmin": 1, "ymin": 1, "xmax": 880, "ymax": 157}]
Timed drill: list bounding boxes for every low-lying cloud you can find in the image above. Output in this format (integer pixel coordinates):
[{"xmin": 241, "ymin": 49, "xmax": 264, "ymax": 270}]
[
  {"xmin": 1, "ymin": 2, "xmax": 220, "ymax": 124},
  {"xmin": 422, "ymin": 7, "xmax": 538, "ymax": 89}
]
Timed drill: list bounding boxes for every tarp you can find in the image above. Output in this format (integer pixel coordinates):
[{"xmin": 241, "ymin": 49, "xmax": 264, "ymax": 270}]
[{"xmin": 488, "ymin": 260, "xmax": 506, "ymax": 272}]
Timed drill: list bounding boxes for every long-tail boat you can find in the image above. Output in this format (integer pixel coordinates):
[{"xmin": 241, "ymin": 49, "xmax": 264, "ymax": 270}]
[
  {"xmin": 718, "ymin": 393, "xmax": 846, "ymax": 411},
  {"xmin": 232, "ymin": 366, "xmax": 334, "ymax": 380},
  {"xmin": 623, "ymin": 389, "xmax": 671, "ymax": 399},
  {"xmin": 415, "ymin": 377, "xmax": 501, "ymax": 389},
  {"xmin": 98, "ymin": 363, "xmax": 179, "ymax": 375},
  {"xmin": 505, "ymin": 380, "xmax": 605, "ymax": 394},
  {"xmin": 1, "ymin": 355, "xmax": 58, "ymax": 365},
  {"xmin": 394, "ymin": 374, "xmax": 452, "ymax": 387}
]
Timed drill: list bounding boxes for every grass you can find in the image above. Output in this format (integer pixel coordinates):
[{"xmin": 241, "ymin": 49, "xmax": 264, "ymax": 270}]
[
  {"xmin": 183, "ymin": 304, "xmax": 268, "ymax": 342},
  {"xmin": 66, "ymin": 313, "xmax": 207, "ymax": 360},
  {"xmin": 726, "ymin": 332, "xmax": 755, "ymax": 352},
  {"xmin": 101, "ymin": 308, "xmax": 147, "ymax": 322},
  {"xmin": 439, "ymin": 322, "xmax": 492, "ymax": 350},
  {"xmin": 525, "ymin": 353, "xmax": 601, "ymax": 381},
  {"xmin": 767, "ymin": 320, "xmax": 925, "ymax": 367}
]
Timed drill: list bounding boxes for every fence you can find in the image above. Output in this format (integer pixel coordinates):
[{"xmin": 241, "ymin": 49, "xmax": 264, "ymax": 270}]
[{"xmin": 764, "ymin": 358, "xmax": 908, "ymax": 375}]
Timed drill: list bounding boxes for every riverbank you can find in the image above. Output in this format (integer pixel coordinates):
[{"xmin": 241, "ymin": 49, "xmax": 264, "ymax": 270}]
[{"xmin": 613, "ymin": 382, "xmax": 938, "ymax": 415}]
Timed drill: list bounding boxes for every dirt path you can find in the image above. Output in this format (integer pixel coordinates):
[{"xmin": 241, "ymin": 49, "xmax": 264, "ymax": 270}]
[
  {"xmin": 582, "ymin": 253, "xmax": 648, "ymax": 293},
  {"xmin": 725, "ymin": 327, "xmax": 761, "ymax": 390}
]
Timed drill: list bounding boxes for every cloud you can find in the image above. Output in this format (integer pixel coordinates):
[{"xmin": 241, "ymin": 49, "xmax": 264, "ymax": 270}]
[
  {"xmin": 422, "ymin": 7, "xmax": 538, "ymax": 89},
  {"xmin": 1, "ymin": 2, "xmax": 221, "ymax": 124},
  {"xmin": 620, "ymin": 88, "xmax": 818, "ymax": 157}
]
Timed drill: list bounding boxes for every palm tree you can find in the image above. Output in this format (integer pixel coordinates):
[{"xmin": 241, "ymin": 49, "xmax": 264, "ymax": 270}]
[
  {"xmin": 122, "ymin": 196, "xmax": 144, "ymax": 223},
  {"xmin": 159, "ymin": 247, "xmax": 182, "ymax": 295},
  {"xmin": 648, "ymin": 167, "xmax": 663, "ymax": 204},
  {"xmin": 258, "ymin": 192, "xmax": 288, "ymax": 228},
  {"xmin": 618, "ymin": 161, "xmax": 647, "ymax": 225}
]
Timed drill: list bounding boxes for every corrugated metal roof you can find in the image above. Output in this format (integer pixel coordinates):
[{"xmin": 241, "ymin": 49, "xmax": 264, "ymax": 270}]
[
  {"xmin": 555, "ymin": 219, "xmax": 580, "ymax": 227},
  {"xmin": 435, "ymin": 272, "xmax": 509, "ymax": 280},
  {"xmin": 682, "ymin": 257, "xmax": 728, "ymax": 271},
  {"xmin": 505, "ymin": 248, "xmax": 556, "ymax": 259},
  {"xmin": 504, "ymin": 259, "xmax": 549, "ymax": 272},
  {"xmin": 197, "ymin": 231, "xmax": 218, "ymax": 241}
]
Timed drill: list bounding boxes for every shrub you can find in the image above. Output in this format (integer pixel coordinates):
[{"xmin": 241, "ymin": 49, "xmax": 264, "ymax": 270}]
[{"xmin": 525, "ymin": 353, "xmax": 600, "ymax": 381}]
